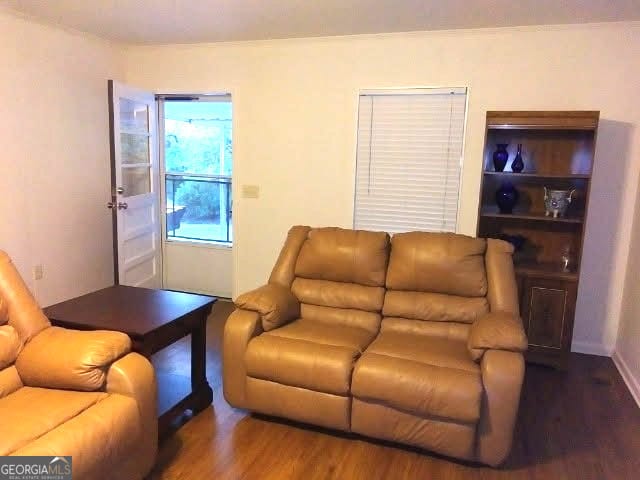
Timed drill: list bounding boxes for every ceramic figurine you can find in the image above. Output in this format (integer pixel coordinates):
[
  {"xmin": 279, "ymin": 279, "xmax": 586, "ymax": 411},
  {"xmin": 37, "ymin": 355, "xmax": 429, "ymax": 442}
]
[{"xmin": 544, "ymin": 187, "xmax": 575, "ymax": 218}]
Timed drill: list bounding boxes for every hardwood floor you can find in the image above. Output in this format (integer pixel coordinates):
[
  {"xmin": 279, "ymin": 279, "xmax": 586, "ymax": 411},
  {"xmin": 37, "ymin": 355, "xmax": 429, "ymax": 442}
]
[{"xmin": 150, "ymin": 301, "xmax": 639, "ymax": 479}]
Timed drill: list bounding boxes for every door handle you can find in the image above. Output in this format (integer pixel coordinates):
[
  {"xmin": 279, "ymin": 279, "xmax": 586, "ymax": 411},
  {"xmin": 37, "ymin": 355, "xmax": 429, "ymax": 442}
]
[
  {"xmin": 117, "ymin": 202, "xmax": 128, "ymax": 210},
  {"xmin": 107, "ymin": 202, "xmax": 116, "ymax": 209}
]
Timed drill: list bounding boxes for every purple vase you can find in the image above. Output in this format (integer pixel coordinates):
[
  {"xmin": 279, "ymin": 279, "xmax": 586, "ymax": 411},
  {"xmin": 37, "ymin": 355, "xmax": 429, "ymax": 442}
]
[
  {"xmin": 493, "ymin": 144, "xmax": 509, "ymax": 172},
  {"xmin": 512, "ymin": 143, "xmax": 524, "ymax": 173},
  {"xmin": 496, "ymin": 182, "xmax": 519, "ymax": 214}
]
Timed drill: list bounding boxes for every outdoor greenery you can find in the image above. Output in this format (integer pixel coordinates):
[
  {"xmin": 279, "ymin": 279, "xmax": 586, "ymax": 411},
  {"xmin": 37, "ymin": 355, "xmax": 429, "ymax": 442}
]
[{"xmin": 165, "ymin": 117, "xmax": 232, "ymax": 223}]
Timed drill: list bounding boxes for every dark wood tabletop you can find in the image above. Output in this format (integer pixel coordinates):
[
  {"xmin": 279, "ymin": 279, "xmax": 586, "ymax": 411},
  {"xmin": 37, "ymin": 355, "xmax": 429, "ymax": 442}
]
[{"xmin": 44, "ymin": 285, "xmax": 216, "ymax": 338}]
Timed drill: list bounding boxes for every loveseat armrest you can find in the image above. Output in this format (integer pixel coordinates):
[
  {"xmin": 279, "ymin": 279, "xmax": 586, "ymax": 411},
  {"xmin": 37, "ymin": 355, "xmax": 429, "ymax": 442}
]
[
  {"xmin": 106, "ymin": 352, "xmax": 158, "ymax": 475},
  {"xmin": 467, "ymin": 312, "xmax": 528, "ymax": 362},
  {"xmin": 223, "ymin": 309, "xmax": 263, "ymax": 408},
  {"xmin": 15, "ymin": 326, "xmax": 131, "ymax": 391},
  {"xmin": 476, "ymin": 350, "xmax": 525, "ymax": 466},
  {"xmin": 234, "ymin": 283, "xmax": 299, "ymax": 331}
]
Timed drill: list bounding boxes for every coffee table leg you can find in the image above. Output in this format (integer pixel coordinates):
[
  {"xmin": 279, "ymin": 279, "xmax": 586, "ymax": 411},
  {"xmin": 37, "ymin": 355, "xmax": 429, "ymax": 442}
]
[{"xmin": 191, "ymin": 314, "xmax": 213, "ymax": 413}]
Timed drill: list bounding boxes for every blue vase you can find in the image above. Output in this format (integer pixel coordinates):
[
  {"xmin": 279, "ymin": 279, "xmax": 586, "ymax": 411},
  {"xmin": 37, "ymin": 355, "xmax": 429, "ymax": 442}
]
[
  {"xmin": 512, "ymin": 143, "xmax": 524, "ymax": 173},
  {"xmin": 493, "ymin": 144, "xmax": 509, "ymax": 172},
  {"xmin": 496, "ymin": 182, "xmax": 519, "ymax": 214}
]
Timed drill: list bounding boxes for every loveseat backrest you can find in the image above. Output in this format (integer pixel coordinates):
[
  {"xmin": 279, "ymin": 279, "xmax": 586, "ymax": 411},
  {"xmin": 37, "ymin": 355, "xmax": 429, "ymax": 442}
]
[
  {"xmin": 382, "ymin": 232, "xmax": 491, "ymax": 340},
  {"xmin": 266, "ymin": 227, "xmax": 518, "ymax": 336},
  {"xmin": 295, "ymin": 227, "xmax": 390, "ymax": 287},
  {"xmin": 386, "ymin": 232, "xmax": 488, "ymax": 297},
  {"xmin": 0, "ymin": 251, "xmax": 51, "ymax": 399},
  {"xmin": 268, "ymin": 226, "xmax": 390, "ymax": 334}
]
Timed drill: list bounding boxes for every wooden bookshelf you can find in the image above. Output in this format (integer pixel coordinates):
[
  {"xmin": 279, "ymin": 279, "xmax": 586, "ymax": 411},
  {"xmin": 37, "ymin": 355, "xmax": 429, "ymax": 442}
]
[{"xmin": 477, "ymin": 111, "xmax": 599, "ymax": 369}]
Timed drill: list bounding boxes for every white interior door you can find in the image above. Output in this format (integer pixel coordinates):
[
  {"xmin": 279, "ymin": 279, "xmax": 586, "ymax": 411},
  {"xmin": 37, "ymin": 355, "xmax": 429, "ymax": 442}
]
[{"xmin": 108, "ymin": 80, "xmax": 162, "ymax": 288}]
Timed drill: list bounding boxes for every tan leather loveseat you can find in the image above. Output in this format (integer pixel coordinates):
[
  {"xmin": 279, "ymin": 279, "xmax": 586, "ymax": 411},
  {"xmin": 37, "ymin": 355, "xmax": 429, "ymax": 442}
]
[
  {"xmin": 223, "ymin": 226, "xmax": 527, "ymax": 466},
  {"xmin": 0, "ymin": 251, "xmax": 157, "ymax": 480}
]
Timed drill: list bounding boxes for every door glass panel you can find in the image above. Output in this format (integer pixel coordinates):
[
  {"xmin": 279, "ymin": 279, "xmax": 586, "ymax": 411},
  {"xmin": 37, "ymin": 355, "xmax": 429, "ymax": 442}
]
[
  {"xmin": 121, "ymin": 133, "xmax": 150, "ymax": 164},
  {"xmin": 119, "ymin": 98, "xmax": 149, "ymax": 132},
  {"xmin": 161, "ymin": 96, "xmax": 233, "ymax": 245},
  {"xmin": 164, "ymin": 101, "xmax": 232, "ymax": 176},
  {"xmin": 122, "ymin": 166, "xmax": 151, "ymax": 197}
]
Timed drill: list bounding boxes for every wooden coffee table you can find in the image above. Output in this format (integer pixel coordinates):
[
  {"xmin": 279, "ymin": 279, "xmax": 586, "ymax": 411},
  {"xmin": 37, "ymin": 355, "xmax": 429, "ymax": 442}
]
[{"xmin": 44, "ymin": 285, "xmax": 217, "ymax": 439}]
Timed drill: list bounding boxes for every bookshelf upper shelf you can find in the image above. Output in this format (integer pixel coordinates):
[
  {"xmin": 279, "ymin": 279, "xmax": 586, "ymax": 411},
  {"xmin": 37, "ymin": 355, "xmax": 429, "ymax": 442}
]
[
  {"xmin": 483, "ymin": 171, "xmax": 591, "ymax": 180},
  {"xmin": 480, "ymin": 208, "xmax": 584, "ymax": 224},
  {"xmin": 486, "ymin": 111, "xmax": 599, "ymax": 130},
  {"xmin": 487, "ymin": 125, "xmax": 597, "ymax": 131}
]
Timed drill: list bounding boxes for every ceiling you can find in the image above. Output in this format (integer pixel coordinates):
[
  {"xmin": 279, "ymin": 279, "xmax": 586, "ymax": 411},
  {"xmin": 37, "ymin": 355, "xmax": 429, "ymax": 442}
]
[{"xmin": 3, "ymin": 0, "xmax": 640, "ymax": 45}]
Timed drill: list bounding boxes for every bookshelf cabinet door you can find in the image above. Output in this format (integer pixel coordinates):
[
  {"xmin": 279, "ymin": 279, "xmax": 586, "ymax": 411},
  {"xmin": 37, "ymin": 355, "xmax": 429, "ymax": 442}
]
[{"xmin": 521, "ymin": 277, "xmax": 578, "ymax": 354}]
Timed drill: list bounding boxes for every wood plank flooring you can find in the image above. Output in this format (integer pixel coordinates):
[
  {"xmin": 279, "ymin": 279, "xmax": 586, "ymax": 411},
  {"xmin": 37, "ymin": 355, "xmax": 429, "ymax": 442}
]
[{"xmin": 150, "ymin": 300, "xmax": 639, "ymax": 479}]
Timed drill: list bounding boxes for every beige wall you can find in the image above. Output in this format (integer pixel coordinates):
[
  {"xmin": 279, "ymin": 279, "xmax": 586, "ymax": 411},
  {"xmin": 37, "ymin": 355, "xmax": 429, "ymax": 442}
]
[
  {"xmin": 615, "ymin": 182, "xmax": 640, "ymax": 406},
  {"xmin": 0, "ymin": 10, "xmax": 123, "ymax": 306},
  {"xmin": 123, "ymin": 21, "xmax": 640, "ymax": 355}
]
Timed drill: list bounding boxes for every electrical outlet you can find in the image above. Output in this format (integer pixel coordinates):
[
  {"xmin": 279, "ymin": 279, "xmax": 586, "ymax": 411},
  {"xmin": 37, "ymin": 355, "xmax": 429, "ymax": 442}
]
[
  {"xmin": 33, "ymin": 264, "xmax": 44, "ymax": 281},
  {"xmin": 242, "ymin": 184, "xmax": 260, "ymax": 199}
]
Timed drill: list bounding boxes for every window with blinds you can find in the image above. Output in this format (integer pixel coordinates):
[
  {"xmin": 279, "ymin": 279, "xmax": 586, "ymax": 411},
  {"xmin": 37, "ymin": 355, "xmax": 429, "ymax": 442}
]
[{"xmin": 353, "ymin": 88, "xmax": 467, "ymax": 234}]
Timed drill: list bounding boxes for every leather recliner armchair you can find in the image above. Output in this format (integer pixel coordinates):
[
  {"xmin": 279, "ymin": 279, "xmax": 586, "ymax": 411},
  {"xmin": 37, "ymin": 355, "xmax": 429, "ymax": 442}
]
[
  {"xmin": 0, "ymin": 251, "xmax": 157, "ymax": 479},
  {"xmin": 223, "ymin": 226, "xmax": 527, "ymax": 466}
]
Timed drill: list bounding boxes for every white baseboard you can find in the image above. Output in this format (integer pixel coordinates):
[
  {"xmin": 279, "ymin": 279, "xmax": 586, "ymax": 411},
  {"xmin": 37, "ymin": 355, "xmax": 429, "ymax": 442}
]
[
  {"xmin": 612, "ymin": 351, "xmax": 640, "ymax": 408},
  {"xmin": 571, "ymin": 340, "xmax": 614, "ymax": 357}
]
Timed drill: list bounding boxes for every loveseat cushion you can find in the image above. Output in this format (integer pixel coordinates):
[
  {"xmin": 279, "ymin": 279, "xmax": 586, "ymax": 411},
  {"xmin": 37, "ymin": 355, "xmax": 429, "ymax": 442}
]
[
  {"xmin": 0, "ymin": 387, "xmax": 108, "ymax": 455},
  {"xmin": 300, "ymin": 304, "xmax": 381, "ymax": 333},
  {"xmin": 294, "ymin": 227, "xmax": 390, "ymax": 287},
  {"xmin": 352, "ymin": 331, "xmax": 482, "ymax": 423},
  {"xmin": 9, "ymin": 393, "xmax": 143, "ymax": 480},
  {"xmin": 382, "ymin": 291, "xmax": 489, "ymax": 324},
  {"xmin": 292, "ymin": 278, "xmax": 385, "ymax": 312},
  {"xmin": 245, "ymin": 319, "xmax": 376, "ymax": 395},
  {"xmin": 386, "ymin": 232, "xmax": 487, "ymax": 297},
  {"xmin": 367, "ymin": 330, "xmax": 479, "ymax": 373},
  {"xmin": 381, "ymin": 317, "xmax": 470, "ymax": 342}
]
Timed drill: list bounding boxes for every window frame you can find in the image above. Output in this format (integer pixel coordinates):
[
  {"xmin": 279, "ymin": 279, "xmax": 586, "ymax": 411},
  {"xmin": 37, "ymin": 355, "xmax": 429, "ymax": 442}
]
[{"xmin": 157, "ymin": 94, "xmax": 233, "ymax": 247}]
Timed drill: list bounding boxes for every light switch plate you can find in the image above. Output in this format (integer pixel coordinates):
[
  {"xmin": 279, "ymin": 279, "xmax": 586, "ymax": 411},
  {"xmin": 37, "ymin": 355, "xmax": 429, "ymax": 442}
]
[
  {"xmin": 33, "ymin": 264, "xmax": 44, "ymax": 281},
  {"xmin": 242, "ymin": 185, "xmax": 260, "ymax": 198}
]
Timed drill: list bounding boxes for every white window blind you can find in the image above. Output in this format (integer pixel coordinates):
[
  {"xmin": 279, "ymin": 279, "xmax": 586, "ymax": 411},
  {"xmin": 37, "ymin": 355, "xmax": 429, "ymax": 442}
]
[{"xmin": 354, "ymin": 88, "xmax": 467, "ymax": 234}]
